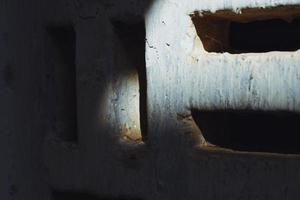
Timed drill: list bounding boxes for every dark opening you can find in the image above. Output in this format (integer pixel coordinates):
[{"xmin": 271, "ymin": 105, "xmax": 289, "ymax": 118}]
[
  {"xmin": 192, "ymin": 109, "xmax": 300, "ymax": 154},
  {"xmin": 47, "ymin": 26, "xmax": 78, "ymax": 142},
  {"xmin": 191, "ymin": 6, "xmax": 300, "ymax": 53},
  {"xmin": 52, "ymin": 190, "xmax": 142, "ymax": 200},
  {"xmin": 230, "ymin": 18, "xmax": 300, "ymax": 53},
  {"xmin": 112, "ymin": 20, "xmax": 148, "ymax": 141}
]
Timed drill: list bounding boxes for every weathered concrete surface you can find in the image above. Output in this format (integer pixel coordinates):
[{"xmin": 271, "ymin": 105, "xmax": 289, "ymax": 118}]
[
  {"xmin": 1, "ymin": 0, "xmax": 300, "ymax": 200},
  {"xmin": 146, "ymin": 0, "xmax": 300, "ymax": 199}
]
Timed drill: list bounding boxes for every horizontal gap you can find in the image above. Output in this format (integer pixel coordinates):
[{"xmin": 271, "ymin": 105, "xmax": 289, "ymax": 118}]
[
  {"xmin": 52, "ymin": 190, "xmax": 142, "ymax": 200},
  {"xmin": 192, "ymin": 109, "xmax": 300, "ymax": 154},
  {"xmin": 191, "ymin": 6, "xmax": 300, "ymax": 53},
  {"xmin": 46, "ymin": 25, "xmax": 78, "ymax": 142}
]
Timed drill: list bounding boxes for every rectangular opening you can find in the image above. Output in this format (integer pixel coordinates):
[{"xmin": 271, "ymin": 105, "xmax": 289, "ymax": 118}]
[
  {"xmin": 192, "ymin": 109, "xmax": 300, "ymax": 154},
  {"xmin": 52, "ymin": 190, "xmax": 142, "ymax": 200},
  {"xmin": 230, "ymin": 18, "xmax": 300, "ymax": 53},
  {"xmin": 191, "ymin": 6, "xmax": 300, "ymax": 53},
  {"xmin": 112, "ymin": 20, "xmax": 147, "ymax": 142},
  {"xmin": 46, "ymin": 26, "xmax": 78, "ymax": 142}
]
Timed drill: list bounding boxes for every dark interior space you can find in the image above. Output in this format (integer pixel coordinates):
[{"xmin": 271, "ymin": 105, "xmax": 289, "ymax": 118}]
[
  {"xmin": 191, "ymin": 7, "xmax": 300, "ymax": 53},
  {"xmin": 52, "ymin": 190, "xmax": 142, "ymax": 200},
  {"xmin": 192, "ymin": 109, "xmax": 300, "ymax": 154},
  {"xmin": 46, "ymin": 26, "xmax": 78, "ymax": 142},
  {"xmin": 112, "ymin": 20, "xmax": 148, "ymax": 141},
  {"xmin": 230, "ymin": 17, "xmax": 300, "ymax": 53}
]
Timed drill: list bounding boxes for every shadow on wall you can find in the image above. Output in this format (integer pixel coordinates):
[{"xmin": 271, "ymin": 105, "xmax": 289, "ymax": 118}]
[
  {"xmin": 44, "ymin": 0, "xmax": 155, "ymax": 144},
  {"xmin": 43, "ymin": 0, "xmax": 155, "ymax": 199}
]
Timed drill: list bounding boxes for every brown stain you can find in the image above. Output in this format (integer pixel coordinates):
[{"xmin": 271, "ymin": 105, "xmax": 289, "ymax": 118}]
[{"xmin": 120, "ymin": 125, "xmax": 143, "ymax": 144}]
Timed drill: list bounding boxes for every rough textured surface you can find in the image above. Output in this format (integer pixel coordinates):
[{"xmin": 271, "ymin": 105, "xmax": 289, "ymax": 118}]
[
  {"xmin": 1, "ymin": 0, "xmax": 300, "ymax": 200},
  {"xmin": 146, "ymin": 0, "xmax": 300, "ymax": 199}
]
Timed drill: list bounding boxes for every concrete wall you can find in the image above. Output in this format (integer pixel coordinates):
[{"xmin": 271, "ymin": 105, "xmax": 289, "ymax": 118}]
[{"xmin": 1, "ymin": 0, "xmax": 300, "ymax": 199}]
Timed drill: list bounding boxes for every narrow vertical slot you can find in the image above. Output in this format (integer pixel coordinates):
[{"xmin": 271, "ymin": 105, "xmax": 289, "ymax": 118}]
[
  {"xmin": 46, "ymin": 26, "xmax": 77, "ymax": 142},
  {"xmin": 112, "ymin": 20, "xmax": 147, "ymax": 142}
]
